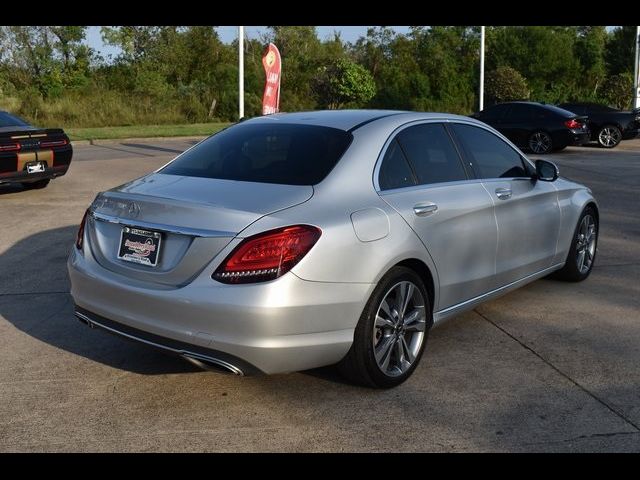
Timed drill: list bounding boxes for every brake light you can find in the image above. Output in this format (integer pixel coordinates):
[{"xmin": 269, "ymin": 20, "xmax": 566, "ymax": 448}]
[
  {"xmin": 213, "ymin": 225, "xmax": 322, "ymax": 284},
  {"xmin": 564, "ymin": 119, "xmax": 582, "ymax": 129},
  {"xmin": 40, "ymin": 139, "xmax": 68, "ymax": 148},
  {"xmin": 76, "ymin": 209, "xmax": 89, "ymax": 250},
  {"xmin": 0, "ymin": 142, "xmax": 20, "ymax": 152}
]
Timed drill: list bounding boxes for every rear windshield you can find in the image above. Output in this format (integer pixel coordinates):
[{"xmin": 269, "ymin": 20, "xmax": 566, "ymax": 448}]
[
  {"xmin": 0, "ymin": 111, "xmax": 30, "ymax": 127},
  {"xmin": 161, "ymin": 122, "xmax": 353, "ymax": 185},
  {"xmin": 542, "ymin": 105, "xmax": 578, "ymax": 118}
]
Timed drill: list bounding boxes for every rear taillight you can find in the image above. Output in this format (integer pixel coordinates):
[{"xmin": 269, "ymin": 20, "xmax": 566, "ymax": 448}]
[
  {"xmin": 213, "ymin": 225, "xmax": 322, "ymax": 284},
  {"xmin": 0, "ymin": 142, "xmax": 20, "ymax": 152},
  {"xmin": 564, "ymin": 119, "xmax": 582, "ymax": 129},
  {"xmin": 40, "ymin": 139, "xmax": 68, "ymax": 148},
  {"xmin": 75, "ymin": 209, "xmax": 89, "ymax": 250}
]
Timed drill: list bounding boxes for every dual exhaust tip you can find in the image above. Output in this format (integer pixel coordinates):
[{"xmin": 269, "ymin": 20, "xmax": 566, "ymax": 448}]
[{"xmin": 75, "ymin": 313, "xmax": 244, "ymax": 376}]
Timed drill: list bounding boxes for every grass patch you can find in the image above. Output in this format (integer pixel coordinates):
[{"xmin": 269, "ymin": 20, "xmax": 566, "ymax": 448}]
[{"xmin": 66, "ymin": 123, "xmax": 231, "ymax": 141}]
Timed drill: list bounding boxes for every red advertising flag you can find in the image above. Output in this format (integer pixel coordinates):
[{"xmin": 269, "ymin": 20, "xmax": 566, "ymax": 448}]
[{"xmin": 261, "ymin": 43, "xmax": 281, "ymax": 115}]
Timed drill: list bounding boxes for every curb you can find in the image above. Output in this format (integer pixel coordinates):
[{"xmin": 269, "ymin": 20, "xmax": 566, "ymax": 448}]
[{"xmin": 70, "ymin": 135, "xmax": 208, "ymax": 147}]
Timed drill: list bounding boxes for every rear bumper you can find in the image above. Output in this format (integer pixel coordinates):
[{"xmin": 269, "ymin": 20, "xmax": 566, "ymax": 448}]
[
  {"xmin": 0, "ymin": 165, "xmax": 69, "ymax": 184},
  {"xmin": 67, "ymin": 246, "xmax": 373, "ymax": 374},
  {"xmin": 566, "ymin": 131, "xmax": 591, "ymax": 146}
]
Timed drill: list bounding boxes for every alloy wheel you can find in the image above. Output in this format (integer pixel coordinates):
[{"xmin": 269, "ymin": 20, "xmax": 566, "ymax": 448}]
[
  {"xmin": 373, "ymin": 281, "xmax": 426, "ymax": 377},
  {"xmin": 576, "ymin": 214, "xmax": 597, "ymax": 274},
  {"xmin": 529, "ymin": 132, "xmax": 552, "ymax": 154},
  {"xmin": 598, "ymin": 127, "xmax": 621, "ymax": 148}
]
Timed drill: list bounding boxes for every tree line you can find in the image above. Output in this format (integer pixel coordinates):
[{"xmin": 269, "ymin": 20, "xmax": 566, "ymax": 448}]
[{"xmin": 0, "ymin": 26, "xmax": 637, "ymax": 128}]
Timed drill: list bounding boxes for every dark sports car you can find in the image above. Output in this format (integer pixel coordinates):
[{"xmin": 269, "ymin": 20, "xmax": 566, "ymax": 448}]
[
  {"xmin": 471, "ymin": 101, "xmax": 590, "ymax": 154},
  {"xmin": 558, "ymin": 102, "xmax": 640, "ymax": 148},
  {"xmin": 0, "ymin": 111, "xmax": 72, "ymax": 189}
]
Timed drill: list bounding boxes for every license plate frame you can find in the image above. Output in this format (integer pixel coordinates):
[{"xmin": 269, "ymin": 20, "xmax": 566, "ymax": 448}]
[
  {"xmin": 26, "ymin": 161, "xmax": 46, "ymax": 174},
  {"xmin": 117, "ymin": 226, "xmax": 162, "ymax": 267}
]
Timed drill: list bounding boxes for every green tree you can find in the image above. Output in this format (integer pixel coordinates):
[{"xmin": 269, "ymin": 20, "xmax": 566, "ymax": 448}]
[
  {"xmin": 312, "ymin": 58, "xmax": 375, "ymax": 109},
  {"xmin": 486, "ymin": 66, "xmax": 530, "ymax": 104},
  {"xmin": 605, "ymin": 26, "xmax": 637, "ymax": 76},
  {"xmin": 601, "ymin": 73, "xmax": 634, "ymax": 109},
  {"xmin": 574, "ymin": 26, "xmax": 607, "ymax": 98}
]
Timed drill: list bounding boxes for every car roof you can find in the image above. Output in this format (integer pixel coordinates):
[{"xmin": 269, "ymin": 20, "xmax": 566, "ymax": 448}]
[{"xmin": 242, "ymin": 109, "xmax": 478, "ymax": 131}]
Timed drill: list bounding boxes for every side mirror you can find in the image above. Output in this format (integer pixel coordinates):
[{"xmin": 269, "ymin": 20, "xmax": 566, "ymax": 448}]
[{"xmin": 535, "ymin": 159, "xmax": 559, "ymax": 182}]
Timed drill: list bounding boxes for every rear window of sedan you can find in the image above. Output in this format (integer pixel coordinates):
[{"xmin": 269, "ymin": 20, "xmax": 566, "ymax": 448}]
[{"xmin": 160, "ymin": 122, "xmax": 353, "ymax": 186}]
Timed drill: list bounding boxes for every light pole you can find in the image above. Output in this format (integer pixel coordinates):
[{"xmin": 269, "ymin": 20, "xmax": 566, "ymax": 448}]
[
  {"xmin": 238, "ymin": 26, "xmax": 245, "ymax": 119},
  {"xmin": 479, "ymin": 26, "xmax": 485, "ymax": 111},
  {"xmin": 634, "ymin": 26, "xmax": 640, "ymax": 109}
]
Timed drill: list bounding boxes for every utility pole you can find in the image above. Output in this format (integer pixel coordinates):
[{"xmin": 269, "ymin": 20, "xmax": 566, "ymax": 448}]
[
  {"xmin": 238, "ymin": 26, "xmax": 245, "ymax": 119},
  {"xmin": 479, "ymin": 26, "xmax": 485, "ymax": 111},
  {"xmin": 634, "ymin": 26, "xmax": 640, "ymax": 109}
]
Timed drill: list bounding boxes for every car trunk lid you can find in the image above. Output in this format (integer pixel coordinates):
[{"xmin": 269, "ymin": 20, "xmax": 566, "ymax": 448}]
[{"xmin": 87, "ymin": 173, "xmax": 313, "ymax": 287}]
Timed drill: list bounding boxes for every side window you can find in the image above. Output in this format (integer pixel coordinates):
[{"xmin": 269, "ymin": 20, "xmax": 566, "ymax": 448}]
[
  {"xmin": 396, "ymin": 124, "xmax": 468, "ymax": 186},
  {"xmin": 508, "ymin": 104, "xmax": 533, "ymax": 121},
  {"xmin": 378, "ymin": 139, "xmax": 416, "ymax": 190},
  {"xmin": 451, "ymin": 124, "xmax": 529, "ymax": 179},
  {"xmin": 480, "ymin": 104, "xmax": 510, "ymax": 120}
]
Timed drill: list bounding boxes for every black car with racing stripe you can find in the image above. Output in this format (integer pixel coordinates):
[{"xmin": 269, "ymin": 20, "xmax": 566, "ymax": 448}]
[
  {"xmin": 558, "ymin": 102, "xmax": 640, "ymax": 148},
  {"xmin": 0, "ymin": 111, "xmax": 72, "ymax": 189}
]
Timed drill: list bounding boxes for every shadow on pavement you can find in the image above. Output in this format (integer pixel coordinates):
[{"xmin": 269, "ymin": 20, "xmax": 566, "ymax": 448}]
[{"xmin": 0, "ymin": 225, "xmax": 199, "ymax": 375}]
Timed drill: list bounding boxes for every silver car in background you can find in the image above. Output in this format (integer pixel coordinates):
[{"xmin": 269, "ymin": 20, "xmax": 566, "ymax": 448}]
[{"xmin": 68, "ymin": 110, "xmax": 599, "ymax": 388}]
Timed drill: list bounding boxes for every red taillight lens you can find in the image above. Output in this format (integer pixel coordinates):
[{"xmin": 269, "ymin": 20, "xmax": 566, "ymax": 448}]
[
  {"xmin": 75, "ymin": 209, "xmax": 89, "ymax": 250},
  {"xmin": 565, "ymin": 119, "xmax": 581, "ymax": 129},
  {"xmin": 40, "ymin": 139, "xmax": 68, "ymax": 148},
  {"xmin": 213, "ymin": 225, "xmax": 322, "ymax": 284},
  {"xmin": 0, "ymin": 142, "xmax": 20, "ymax": 152}
]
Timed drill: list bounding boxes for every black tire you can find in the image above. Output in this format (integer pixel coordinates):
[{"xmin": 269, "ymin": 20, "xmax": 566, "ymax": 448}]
[
  {"xmin": 597, "ymin": 125, "xmax": 622, "ymax": 148},
  {"xmin": 338, "ymin": 266, "xmax": 432, "ymax": 388},
  {"xmin": 528, "ymin": 131, "xmax": 553, "ymax": 154},
  {"xmin": 554, "ymin": 206, "xmax": 598, "ymax": 282},
  {"xmin": 21, "ymin": 179, "xmax": 50, "ymax": 189}
]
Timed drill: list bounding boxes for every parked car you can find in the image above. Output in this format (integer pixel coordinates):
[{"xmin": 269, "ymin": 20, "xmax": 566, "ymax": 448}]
[
  {"xmin": 472, "ymin": 101, "xmax": 590, "ymax": 154},
  {"xmin": 0, "ymin": 111, "xmax": 72, "ymax": 189},
  {"xmin": 558, "ymin": 102, "xmax": 640, "ymax": 148},
  {"xmin": 68, "ymin": 110, "xmax": 598, "ymax": 388}
]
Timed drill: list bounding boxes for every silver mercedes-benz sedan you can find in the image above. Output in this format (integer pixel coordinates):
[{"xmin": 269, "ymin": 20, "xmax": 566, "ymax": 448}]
[{"xmin": 68, "ymin": 110, "xmax": 598, "ymax": 388}]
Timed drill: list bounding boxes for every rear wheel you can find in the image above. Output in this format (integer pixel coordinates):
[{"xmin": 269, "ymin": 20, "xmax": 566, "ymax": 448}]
[
  {"xmin": 528, "ymin": 131, "xmax": 553, "ymax": 154},
  {"xmin": 555, "ymin": 206, "xmax": 598, "ymax": 282},
  {"xmin": 338, "ymin": 266, "xmax": 432, "ymax": 388},
  {"xmin": 21, "ymin": 179, "xmax": 50, "ymax": 189},
  {"xmin": 597, "ymin": 125, "xmax": 621, "ymax": 148}
]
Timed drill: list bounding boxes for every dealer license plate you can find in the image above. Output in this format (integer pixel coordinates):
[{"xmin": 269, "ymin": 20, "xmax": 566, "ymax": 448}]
[{"xmin": 117, "ymin": 227, "xmax": 162, "ymax": 267}]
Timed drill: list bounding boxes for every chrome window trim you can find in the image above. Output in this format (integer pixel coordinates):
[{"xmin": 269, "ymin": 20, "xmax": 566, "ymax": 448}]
[
  {"xmin": 373, "ymin": 118, "xmax": 535, "ymax": 193},
  {"xmin": 89, "ymin": 210, "xmax": 234, "ymax": 238}
]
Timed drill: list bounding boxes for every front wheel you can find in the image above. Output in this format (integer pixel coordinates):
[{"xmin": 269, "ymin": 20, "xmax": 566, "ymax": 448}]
[
  {"xmin": 338, "ymin": 266, "xmax": 432, "ymax": 388},
  {"xmin": 528, "ymin": 131, "xmax": 553, "ymax": 154},
  {"xmin": 555, "ymin": 206, "xmax": 598, "ymax": 282},
  {"xmin": 597, "ymin": 125, "xmax": 622, "ymax": 148}
]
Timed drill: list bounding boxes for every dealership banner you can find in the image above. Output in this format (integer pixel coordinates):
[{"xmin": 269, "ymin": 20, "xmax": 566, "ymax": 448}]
[{"xmin": 261, "ymin": 43, "xmax": 281, "ymax": 115}]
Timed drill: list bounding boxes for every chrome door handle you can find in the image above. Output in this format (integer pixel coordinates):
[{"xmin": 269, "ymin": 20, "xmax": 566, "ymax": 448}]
[
  {"xmin": 413, "ymin": 203, "xmax": 438, "ymax": 216},
  {"xmin": 495, "ymin": 188, "xmax": 512, "ymax": 200}
]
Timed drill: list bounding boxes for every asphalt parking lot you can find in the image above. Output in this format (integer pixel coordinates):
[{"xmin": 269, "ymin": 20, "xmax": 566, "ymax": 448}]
[{"xmin": 1, "ymin": 137, "xmax": 639, "ymax": 452}]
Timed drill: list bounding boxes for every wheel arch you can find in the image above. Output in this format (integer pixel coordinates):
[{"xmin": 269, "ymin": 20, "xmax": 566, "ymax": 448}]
[{"xmin": 394, "ymin": 258, "xmax": 435, "ymax": 313}]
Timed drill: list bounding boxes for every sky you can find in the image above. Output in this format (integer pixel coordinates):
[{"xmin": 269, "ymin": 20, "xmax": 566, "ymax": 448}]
[{"xmin": 86, "ymin": 26, "xmax": 412, "ymax": 59}]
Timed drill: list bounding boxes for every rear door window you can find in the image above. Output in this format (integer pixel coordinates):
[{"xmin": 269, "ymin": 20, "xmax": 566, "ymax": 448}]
[
  {"xmin": 395, "ymin": 123, "xmax": 468, "ymax": 186},
  {"xmin": 378, "ymin": 139, "xmax": 417, "ymax": 190},
  {"xmin": 161, "ymin": 123, "xmax": 353, "ymax": 186}
]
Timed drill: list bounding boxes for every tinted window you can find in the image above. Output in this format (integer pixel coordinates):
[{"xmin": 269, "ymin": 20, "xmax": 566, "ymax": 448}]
[
  {"xmin": 479, "ymin": 104, "xmax": 510, "ymax": 120},
  {"xmin": 395, "ymin": 124, "xmax": 467, "ymax": 185},
  {"xmin": 161, "ymin": 123, "xmax": 352, "ymax": 185},
  {"xmin": 559, "ymin": 104, "xmax": 585, "ymax": 115},
  {"xmin": 451, "ymin": 124, "xmax": 529, "ymax": 179},
  {"xmin": 378, "ymin": 139, "xmax": 416, "ymax": 190},
  {"xmin": 0, "ymin": 111, "xmax": 30, "ymax": 127},
  {"xmin": 541, "ymin": 104, "xmax": 576, "ymax": 119},
  {"xmin": 507, "ymin": 104, "xmax": 534, "ymax": 121}
]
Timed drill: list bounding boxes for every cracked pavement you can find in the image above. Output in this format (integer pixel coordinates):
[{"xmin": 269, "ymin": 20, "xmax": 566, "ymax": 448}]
[{"xmin": 0, "ymin": 138, "xmax": 639, "ymax": 452}]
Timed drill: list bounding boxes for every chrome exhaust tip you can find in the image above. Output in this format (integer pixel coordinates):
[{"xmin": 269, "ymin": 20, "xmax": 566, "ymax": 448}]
[{"xmin": 182, "ymin": 354, "xmax": 244, "ymax": 376}]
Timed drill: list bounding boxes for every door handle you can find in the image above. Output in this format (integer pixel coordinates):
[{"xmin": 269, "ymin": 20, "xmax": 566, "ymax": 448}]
[
  {"xmin": 495, "ymin": 188, "xmax": 512, "ymax": 200},
  {"xmin": 413, "ymin": 203, "xmax": 438, "ymax": 217}
]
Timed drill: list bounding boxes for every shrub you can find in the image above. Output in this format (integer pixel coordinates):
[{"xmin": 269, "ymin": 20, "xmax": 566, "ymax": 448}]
[{"xmin": 486, "ymin": 66, "xmax": 530, "ymax": 104}]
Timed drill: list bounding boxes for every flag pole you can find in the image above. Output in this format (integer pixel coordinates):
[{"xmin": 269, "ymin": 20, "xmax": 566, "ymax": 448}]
[
  {"xmin": 633, "ymin": 26, "xmax": 640, "ymax": 109},
  {"xmin": 238, "ymin": 26, "xmax": 245, "ymax": 119},
  {"xmin": 479, "ymin": 26, "xmax": 485, "ymax": 111}
]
